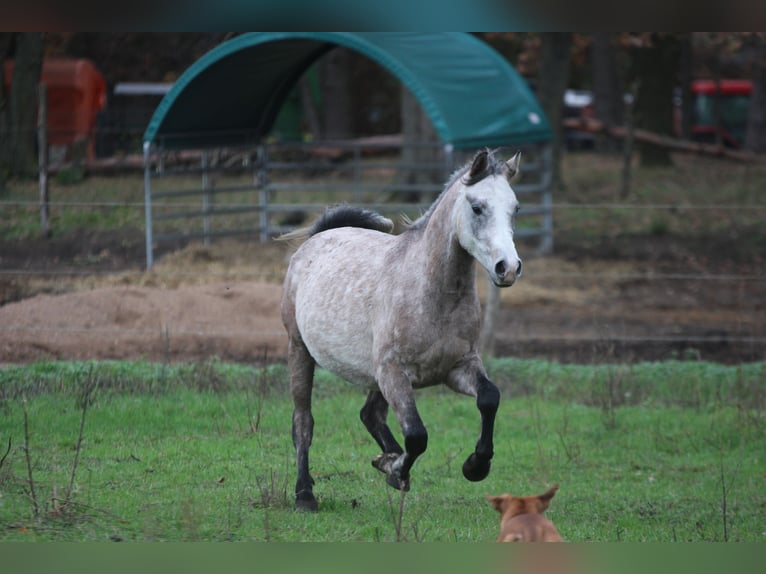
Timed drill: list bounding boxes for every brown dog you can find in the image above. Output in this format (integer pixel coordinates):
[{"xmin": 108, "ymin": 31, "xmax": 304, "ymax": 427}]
[{"xmin": 485, "ymin": 484, "xmax": 563, "ymax": 542}]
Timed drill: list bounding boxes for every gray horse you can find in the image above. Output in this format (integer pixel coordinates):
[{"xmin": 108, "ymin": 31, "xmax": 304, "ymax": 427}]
[{"xmin": 280, "ymin": 148, "xmax": 523, "ymax": 510}]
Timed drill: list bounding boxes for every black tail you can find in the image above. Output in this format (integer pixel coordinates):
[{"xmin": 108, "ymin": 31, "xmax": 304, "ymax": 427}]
[{"xmin": 309, "ymin": 205, "xmax": 393, "ymax": 237}]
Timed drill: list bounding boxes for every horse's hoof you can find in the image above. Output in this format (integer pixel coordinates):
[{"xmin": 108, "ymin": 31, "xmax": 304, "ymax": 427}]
[
  {"xmin": 373, "ymin": 453, "xmax": 410, "ymax": 491},
  {"xmin": 462, "ymin": 453, "xmax": 491, "ymax": 482},
  {"xmin": 385, "ymin": 473, "xmax": 410, "ymax": 492},
  {"xmin": 372, "ymin": 452, "xmax": 399, "ymax": 474},
  {"xmin": 295, "ymin": 492, "xmax": 318, "ymax": 512}
]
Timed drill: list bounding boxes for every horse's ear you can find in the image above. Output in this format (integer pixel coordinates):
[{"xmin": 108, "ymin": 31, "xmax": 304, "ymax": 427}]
[
  {"xmin": 469, "ymin": 149, "xmax": 490, "ymax": 180},
  {"xmin": 505, "ymin": 151, "xmax": 521, "ymax": 180}
]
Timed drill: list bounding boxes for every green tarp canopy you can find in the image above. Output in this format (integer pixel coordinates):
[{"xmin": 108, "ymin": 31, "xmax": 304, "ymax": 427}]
[{"xmin": 143, "ymin": 32, "xmax": 552, "ymax": 150}]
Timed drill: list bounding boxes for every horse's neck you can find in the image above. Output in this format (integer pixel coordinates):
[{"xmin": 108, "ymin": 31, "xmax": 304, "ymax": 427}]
[{"xmin": 418, "ymin": 188, "xmax": 477, "ymax": 299}]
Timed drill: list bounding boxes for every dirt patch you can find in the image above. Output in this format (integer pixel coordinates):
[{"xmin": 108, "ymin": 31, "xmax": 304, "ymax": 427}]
[
  {"xmin": 0, "ymin": 281, "xmax": 285, "ymax": 363},
  {"xmin": 1, "ymin": 231, "xmax": 764, "ymax": 365}
]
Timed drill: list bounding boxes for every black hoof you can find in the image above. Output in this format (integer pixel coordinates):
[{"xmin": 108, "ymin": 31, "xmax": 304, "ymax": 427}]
[
  {"xmin": 373, "ymin": 453, "xmax": 410, "ymax": 491},
  {"xmin": 385, "ymin": 473, "xmax": 410, "ymax": 492},
  {"xmin": 462, "ymin": 453, "xmax": 491, "ymax": 482},
  {"xmin": 295, "ymin": 492, "xmax": 318, "ymax": 512}
]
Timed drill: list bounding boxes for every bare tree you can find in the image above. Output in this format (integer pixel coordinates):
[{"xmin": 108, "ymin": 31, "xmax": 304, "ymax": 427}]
[
  {"xmin": 631, "ymin": 33, "xmax": 682, "ymax": 167},
  {"xmin": 591, "ymin": 33, "xmax": 624, "ymax": 153},
  {"xmin": 319, "ymin": 47, "xmax": 352, "ymax": 139},
  {"xmin": 0, "ymin": 33, "xmax": 14, "ymax": 190},
  {"xmin": 745, "ymin": 43, "xmax": 766, "ymax": 153},
  {"xmin": 398, "ymin": 86, "xmax": 440, "ymax": 203},
  {"xmin": 677, "ymin": 33, "xmax": 694, "ymax": 141},
  {"xmin": 536, "ymin": 33, "xmax": 572, "ymax": 190},
  {"xmin": 0, "ymin": 32, "xmax": 45, "ymax": 186}
]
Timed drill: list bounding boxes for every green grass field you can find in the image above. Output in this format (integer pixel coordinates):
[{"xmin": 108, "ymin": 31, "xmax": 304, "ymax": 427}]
[{"xmin": 1, "ymin": 358, "xmax": 763, "ymax": 542}]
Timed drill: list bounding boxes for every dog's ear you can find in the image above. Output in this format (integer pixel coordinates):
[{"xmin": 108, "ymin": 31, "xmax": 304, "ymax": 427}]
[
  {"xmin": 536, "ymin": 484, "xmax": 559, "ymax": 511},
  {"xmin": 485, "ymin": 494, "xmax": 509, "ymax": 513}
]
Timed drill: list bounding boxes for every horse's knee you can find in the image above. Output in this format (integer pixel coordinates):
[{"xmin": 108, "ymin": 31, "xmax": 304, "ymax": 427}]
[{"xmin": 404, "ymin": 424, "xmax": 428, "ymax": 457}]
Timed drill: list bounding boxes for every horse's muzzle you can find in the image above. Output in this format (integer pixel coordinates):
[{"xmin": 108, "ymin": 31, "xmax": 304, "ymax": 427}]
[{"xmin": 493, "ymin": 258, "xmax": 522, "ymax": 287}]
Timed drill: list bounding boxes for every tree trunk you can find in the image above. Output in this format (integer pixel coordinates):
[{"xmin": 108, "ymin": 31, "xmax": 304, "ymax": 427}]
[
  {"xmin": 319, "ymin": 47, "xmax": 352, "ymax": 139},
  {"xmin": 677, "ymin": 33, "xmax": 694, "ymax": 140},
  {"xmin": 633, "ymin": 33, "xmax": 681, "ymax": 167},
  {"xmin": 1, "ymin": 33, "xmax": 45, "ymax": 180},
  {"xmin": 0, "ymin": 33, "xmax": 14, "ymax": 190},
  {"xmin": 745, "ymin": 50, "xmax": 766, "ymax": 153},
  {"xmin": 536, "ymin": 33, "xmax": 572, "ymax": 189},
  {"xmin": 299, "ymin": 76, "xmax": 321, "ymax": 140},
  {"xmin": 591, "ymin": 32, "xmax": 624, "ymax": 153},
  {"xmin": 398, "ymin": 85, "xmax": 440, "ymax": 202}
]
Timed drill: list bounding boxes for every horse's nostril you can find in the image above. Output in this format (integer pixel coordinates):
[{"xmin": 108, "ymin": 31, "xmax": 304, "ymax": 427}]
[
  {"xmin": 516, "ymin": 260, "xmax": 523, "ymax": 277},
  {"xmin": 495, "ymin": 260, "xmax": 507, "ymax": 278}
]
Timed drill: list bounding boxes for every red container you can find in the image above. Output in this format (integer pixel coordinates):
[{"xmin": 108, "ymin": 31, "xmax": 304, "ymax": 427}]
[{"xmin": 4, "ymin": 58, "xmax": 106, "ymax": 159}]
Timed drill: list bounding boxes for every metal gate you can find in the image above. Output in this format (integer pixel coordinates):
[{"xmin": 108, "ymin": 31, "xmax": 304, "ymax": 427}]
[{"xmin": 142, "ymin": 139, "xmax": 552, "ymax": 269}]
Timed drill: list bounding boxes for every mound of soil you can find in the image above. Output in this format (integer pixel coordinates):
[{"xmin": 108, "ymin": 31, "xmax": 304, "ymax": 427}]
[{"xmin": 0, "ymin": 282, "xmax": 286, "ymax": 363}]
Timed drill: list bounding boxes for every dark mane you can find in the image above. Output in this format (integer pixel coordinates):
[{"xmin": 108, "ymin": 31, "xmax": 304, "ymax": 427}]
[{"xmin": 406, "ymin": 148, "xmax": 504, "ymax": 232}]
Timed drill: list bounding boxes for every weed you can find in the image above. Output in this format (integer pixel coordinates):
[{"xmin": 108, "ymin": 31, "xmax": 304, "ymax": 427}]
[
  {"xmin": 180, "ymin": 496, "xmax": 201, "ymax": 541},
  {"xmin": 556, "ymin": 404, "xmax": 581, "ymax": 463},
  {"xmin": 649, "ymin": 217, "xmax": 670, "ymax": 236},
  {"xmin": 21, "ymin": 398, "xmax": 39, "ymax": 517},
  {"xmin": 0, "ymin": 436, "xmax": 10, "ymax": 473},
  {"xmin": 384, "ymin": 487, "xmax": 419, "ymax": 542},
  {"xmin": 253, "ymin": 469, "xmax": 289, "ymax": 509},
  {"xmin": 54, "ymin": 166, "xmax": 85, "ymax": 186}
]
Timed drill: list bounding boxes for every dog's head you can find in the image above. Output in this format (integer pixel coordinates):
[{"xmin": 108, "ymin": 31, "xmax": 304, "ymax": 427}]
[{"xmin": 485, "ymin": 484, "xmax": 559, "ymax": 518}]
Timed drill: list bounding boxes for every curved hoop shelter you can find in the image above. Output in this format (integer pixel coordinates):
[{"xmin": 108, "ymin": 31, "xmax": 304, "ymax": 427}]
[{"xmin": 143, "ymin": 32, "xmax": 551, "ymax": 150}]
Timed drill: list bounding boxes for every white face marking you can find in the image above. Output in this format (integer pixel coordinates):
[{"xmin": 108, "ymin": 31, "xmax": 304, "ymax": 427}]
[{"xmin": 454, "ymin": 174, "xmax": 522, "ymax": 287}]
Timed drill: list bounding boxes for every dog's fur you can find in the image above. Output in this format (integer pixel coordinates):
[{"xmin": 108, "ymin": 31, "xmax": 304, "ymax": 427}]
[{"xmin": 486, "ymin": 484, "xmax": 563, "ymax": 542}]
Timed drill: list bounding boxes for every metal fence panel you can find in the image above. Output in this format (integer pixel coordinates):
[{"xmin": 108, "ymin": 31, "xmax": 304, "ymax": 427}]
[{"xmin": 143, "ymin": 140, "xmax": 553, "ymax": 269}]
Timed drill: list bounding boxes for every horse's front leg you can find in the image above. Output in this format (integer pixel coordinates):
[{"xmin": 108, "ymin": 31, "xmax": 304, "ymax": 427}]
[
  {"xmin": 372, "ymin": 369, "xmax": 428, "ymax": 491},
  {"xmin": 448, "ymin": 365, "xmax": 500, "ymax": 482}
]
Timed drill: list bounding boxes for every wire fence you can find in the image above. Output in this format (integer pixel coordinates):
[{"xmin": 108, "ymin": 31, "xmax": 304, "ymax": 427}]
[
  {"xmin": 2, "ymin": 172, "xmax": 765, "ymax": 364},
  {"xmin": 4, "ymin": 199, "xmax": 766, "ymax": 210},
  {"xmin": 1, "ymin": 267, "xmax": 766, "ymax": 283}
]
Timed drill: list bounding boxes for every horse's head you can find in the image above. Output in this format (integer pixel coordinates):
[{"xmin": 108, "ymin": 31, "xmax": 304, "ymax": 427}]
[{"xmin": 453, "ymin": 149, "xmax": 523, "ymax": 288}]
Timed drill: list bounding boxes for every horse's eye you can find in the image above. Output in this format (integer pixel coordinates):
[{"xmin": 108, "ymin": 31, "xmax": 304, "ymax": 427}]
[{"xmin": 471, "ymin": 204, "xmax": 483, "ymax": 216}]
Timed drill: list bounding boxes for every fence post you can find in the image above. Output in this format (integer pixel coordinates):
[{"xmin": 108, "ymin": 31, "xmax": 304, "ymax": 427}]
[
  {"xmin": 353, "ymin": 142, "xmax": 361, "ymax": 204},
  {"xmin": 201, "ymin": 150, "xmax": 211, "ymax": 246},
  {"xmin": 257, "ymin": 144, "xmax": 269, "ymax": 242},
  {"xmin": 539, "ymin": 144, "xmax": 554, "ymax": 254},
  {"xmin": 443, "ymin": 143, "xmax": 454, "ymax": 180},
  {"xmin": 37, "ymin": 82, "xmax": 50, "ymax": 238},
  {"xmin": 143, "ymin": 141, "xmax": 154, "ymax": 270}
]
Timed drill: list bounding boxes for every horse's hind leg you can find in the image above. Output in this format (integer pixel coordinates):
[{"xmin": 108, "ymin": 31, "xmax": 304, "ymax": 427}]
[
  {"xmin": 288, "ymin": 336, "xmax": 317, "ymax": 511},
  {"xmin": 360, "ymin": 390, "xmax": 404, "ymax": 455},
  {"xmin": 361, "ymin": 391, "xmax": 406, "ymax": 484},
  {"xmin": 373, "ymin": 370, "xmax": 428, "ymax": 491}
]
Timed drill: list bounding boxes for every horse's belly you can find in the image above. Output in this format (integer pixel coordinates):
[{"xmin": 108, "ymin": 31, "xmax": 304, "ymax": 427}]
[
  {"xmin": 298, "ymin": 313, "xmax": 377, "ymax": 388},
  {"xmin": 292, "ymin": 248, "xmax": 379, "ymax": 387}
]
